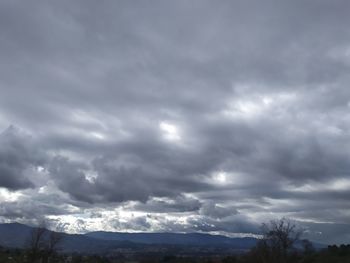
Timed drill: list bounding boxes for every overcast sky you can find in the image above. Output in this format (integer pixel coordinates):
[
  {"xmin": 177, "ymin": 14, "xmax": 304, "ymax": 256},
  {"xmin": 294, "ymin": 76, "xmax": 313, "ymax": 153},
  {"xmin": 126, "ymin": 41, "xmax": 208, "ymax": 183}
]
[{"xmin": 1, "ymin": 0, "xmax": 350, "ymax": 244}]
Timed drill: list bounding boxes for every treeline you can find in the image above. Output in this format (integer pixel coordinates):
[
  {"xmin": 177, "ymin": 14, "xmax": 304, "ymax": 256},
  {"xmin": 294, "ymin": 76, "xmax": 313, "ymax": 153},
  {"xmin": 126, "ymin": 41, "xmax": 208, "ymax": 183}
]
[
  {"xmin": 1, "ymin": 244, "xmax": 350, "ymax": 263},
  {"xmin": 2, "ymin": 246, "xmax": 350, "ymax": 263},
  {"xmin": 151, "ymin": 244, "xmax": 350, "ymax": 263},
  {"xmin": 0, "ymin": 247, "xmax": 110, "ymax": 263}
]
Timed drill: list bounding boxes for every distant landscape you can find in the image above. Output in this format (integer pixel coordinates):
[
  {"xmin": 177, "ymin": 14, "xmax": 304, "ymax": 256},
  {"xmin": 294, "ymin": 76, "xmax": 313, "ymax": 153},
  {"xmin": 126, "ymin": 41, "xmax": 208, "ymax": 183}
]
[
  {"xmin": 2, "ymin": 220, "xmax": 350, "ymax": 263},
  {"xmin": 0, "ymin": 222, "xmax": 258, "ymax": 254}
]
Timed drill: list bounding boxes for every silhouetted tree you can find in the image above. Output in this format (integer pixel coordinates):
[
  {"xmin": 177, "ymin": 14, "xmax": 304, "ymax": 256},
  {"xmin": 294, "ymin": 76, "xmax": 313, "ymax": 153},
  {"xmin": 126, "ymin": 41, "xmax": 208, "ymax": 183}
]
[
  {"xmin": 249, "ymin": 218, "xmax": 303, "ymax": 263},
  {"xmin": 301, "ymin": 239, "xmax": 314, "ymax": 255},
  {"xmin": 222, "ymin": 255, "xmax": 237, "ymax": 263},
  {"xmin": 27, "ymin": 221, "xmax": 63, "ymax": 263},
  {"xmin": 41, "ymin": 230, "xmax": 63, "ymax": 263},
  {"xmin": 27, "ymin": 222, "xmax": 47, "ymax": 263}
]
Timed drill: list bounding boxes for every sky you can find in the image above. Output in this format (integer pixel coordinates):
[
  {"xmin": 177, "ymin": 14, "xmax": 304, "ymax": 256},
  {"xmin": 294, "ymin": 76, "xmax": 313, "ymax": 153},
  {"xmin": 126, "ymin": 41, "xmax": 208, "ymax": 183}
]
[{"xmin": 0, "ymin": 0, "xmax": 350, "ymax": 245}]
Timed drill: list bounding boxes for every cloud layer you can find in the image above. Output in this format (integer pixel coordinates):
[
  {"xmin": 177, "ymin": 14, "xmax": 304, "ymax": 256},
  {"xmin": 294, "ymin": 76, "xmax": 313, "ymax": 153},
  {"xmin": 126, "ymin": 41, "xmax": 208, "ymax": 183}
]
[{"xmin": 0, "ymin": 0, "xmax": 350, "ymax": 244}]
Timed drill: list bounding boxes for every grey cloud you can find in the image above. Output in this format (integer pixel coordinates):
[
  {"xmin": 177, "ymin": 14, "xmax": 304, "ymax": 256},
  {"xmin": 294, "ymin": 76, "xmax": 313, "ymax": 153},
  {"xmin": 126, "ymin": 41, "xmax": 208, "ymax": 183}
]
[
  {"xmin": 109, "ymin": 216, "xmax": 151, "ymax": 232},
  {"xmin": 0, "ymin": 187, "xmax": 78, "ymax": 226},
  {"xmin": 200, "ymin": 201, "xmax": 237, "ymax": 219},
  {"xmin": 133, "ymin": 195, "xmax": 202, "ymax": 213},
  {"xmin": 48, "ymin": 153, "xmax": 212, "ymax": 203},
  {"xmin": 0, "ymin": 200, "xmax": 63, "ymax": 222},
  {"xmin": 186, "ymin": 214, "xmax": 260, "ymax": 235},
  {"xmin": 0, "ymin": 126, "xmax": 45, "ymax": 190},
  {"xmin": 49, "ymin": 156, "xmax": 95, "ymax": 203}
]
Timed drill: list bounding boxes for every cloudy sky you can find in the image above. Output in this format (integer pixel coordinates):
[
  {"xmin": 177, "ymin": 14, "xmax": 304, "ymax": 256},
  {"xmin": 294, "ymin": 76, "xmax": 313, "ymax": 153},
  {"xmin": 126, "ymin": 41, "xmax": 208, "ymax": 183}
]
[{"xmin": 1, "ymin": 0, "xmax": 350, "ymax": 244}]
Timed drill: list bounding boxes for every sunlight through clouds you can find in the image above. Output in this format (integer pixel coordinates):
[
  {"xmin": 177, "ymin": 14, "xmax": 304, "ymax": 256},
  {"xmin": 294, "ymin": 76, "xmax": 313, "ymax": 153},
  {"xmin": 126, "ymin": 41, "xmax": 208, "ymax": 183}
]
[{"xmin": 159, "ymin": 121, "xmax": 181, "ymax": 142}]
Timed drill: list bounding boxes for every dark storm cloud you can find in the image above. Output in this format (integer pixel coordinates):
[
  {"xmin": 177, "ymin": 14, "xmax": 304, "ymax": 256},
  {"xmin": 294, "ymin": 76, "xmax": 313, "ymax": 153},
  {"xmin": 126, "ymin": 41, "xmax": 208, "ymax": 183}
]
[
  {"xmin": 132, "ymin": 195, "xmax": 202, "ymax": 213},
  {"xmin": 0, "ymin": 126, "xmax": 45, "ymax": 190},
  {"xmin": 200, "ymin": 201, "xmax": 238, "ymax": 220},
  {"xmin": 0, "ymin": 0, "xmax": 350, "ymax": 243},
  {"xmin": 48, "ymin": 153, "xmax": 212, "ymax": 203}
]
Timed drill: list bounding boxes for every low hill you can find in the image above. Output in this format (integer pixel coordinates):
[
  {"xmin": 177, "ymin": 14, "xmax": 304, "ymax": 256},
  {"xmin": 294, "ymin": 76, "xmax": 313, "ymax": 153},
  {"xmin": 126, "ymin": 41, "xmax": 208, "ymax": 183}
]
[
  {"xmin": 0, "ymin": 223, "xmax": 134, "ymax": 253},
  {"xmin": 0, "ymin": 222, "xmax": 325, "ymax": 255},
  {"xmin": 85, "ymin": 231, "xmax": 257, "ymax": 249}
]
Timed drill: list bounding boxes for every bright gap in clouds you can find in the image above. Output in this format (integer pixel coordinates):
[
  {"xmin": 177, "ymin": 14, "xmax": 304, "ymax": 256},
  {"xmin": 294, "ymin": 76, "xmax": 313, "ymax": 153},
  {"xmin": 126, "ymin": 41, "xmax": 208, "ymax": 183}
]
[
  {"xmin": 210, "ymin": 171, "xmax": 228, "ymax": 186},
  {"xmin": 89, "ymin": 131, "xmax": 106, "ymax": 140},
  {"xmin": 0, "ymin": 188, "xmax": 22, "ymax": 202},
  {"xmin": 159, "ymin": 121, "xmax": 181, "ymax": 141},
  {"xmin": 223, "ymin": 91, "xmax": 297, "ymax": 119}
]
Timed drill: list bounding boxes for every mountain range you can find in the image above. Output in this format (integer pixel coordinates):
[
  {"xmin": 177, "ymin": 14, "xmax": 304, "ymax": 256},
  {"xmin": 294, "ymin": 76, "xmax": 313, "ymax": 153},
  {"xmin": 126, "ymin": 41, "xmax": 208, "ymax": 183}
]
[
  {"xmin": 0, "ymin": 223, "xmax": 325, "ymax": 254},
  {"xmin": 0, "ymin": 223, "xmax": 257, "ymax": 253}
]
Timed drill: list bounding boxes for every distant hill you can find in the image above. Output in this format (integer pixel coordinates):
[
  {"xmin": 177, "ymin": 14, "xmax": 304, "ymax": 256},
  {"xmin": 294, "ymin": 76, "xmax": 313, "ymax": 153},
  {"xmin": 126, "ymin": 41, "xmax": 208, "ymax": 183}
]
[
  {"xmin": 0, "ymin": 223, "xmax": 257, "ymax": 252},
  {"xmin": 0, "ymin": 223, "xmax": 133, "ymax": 253},
  {"xmin": 0, "ymin": 222, "xmax": 32, "ymax": 248},
  {"xmin": 85, "ymin": 231, "xmax": 257, "ymax": 249},
  {"xmin": 0, "ymin": 223, "xmax": 325, "ymax": 255}
]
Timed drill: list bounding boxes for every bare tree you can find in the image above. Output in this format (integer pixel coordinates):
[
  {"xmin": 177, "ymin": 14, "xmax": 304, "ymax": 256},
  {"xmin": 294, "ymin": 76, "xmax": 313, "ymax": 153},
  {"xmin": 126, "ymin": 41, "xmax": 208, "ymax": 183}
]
[
  {"xmin": 27, "ymin": 221, "xmax": 63, "ymax": 263},
  {"xmin": 27, "ymin": 222, "xmax": 47, "ymax": 263},
  {"xmin": 263, "ymin": 218, "xmax": 302, "ymax": 257},
  {"xmin": 47, "ymin": 230, "xmax": 63, "ymax": 255},
  {"xmin": 252, "ymin": 218, "xmax": 303, "ymax": 263},
  {"xmin": 301, "ymin": 239, "xmax": 315, "ymax": 255}
]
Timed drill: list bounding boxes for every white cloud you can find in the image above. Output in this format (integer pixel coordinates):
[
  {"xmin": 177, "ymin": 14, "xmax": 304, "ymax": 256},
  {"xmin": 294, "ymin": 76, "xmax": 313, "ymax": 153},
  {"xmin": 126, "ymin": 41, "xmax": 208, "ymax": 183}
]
[{"xmin": 159, "ymin": 121, "xmax": 181, "ymax": 141}]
